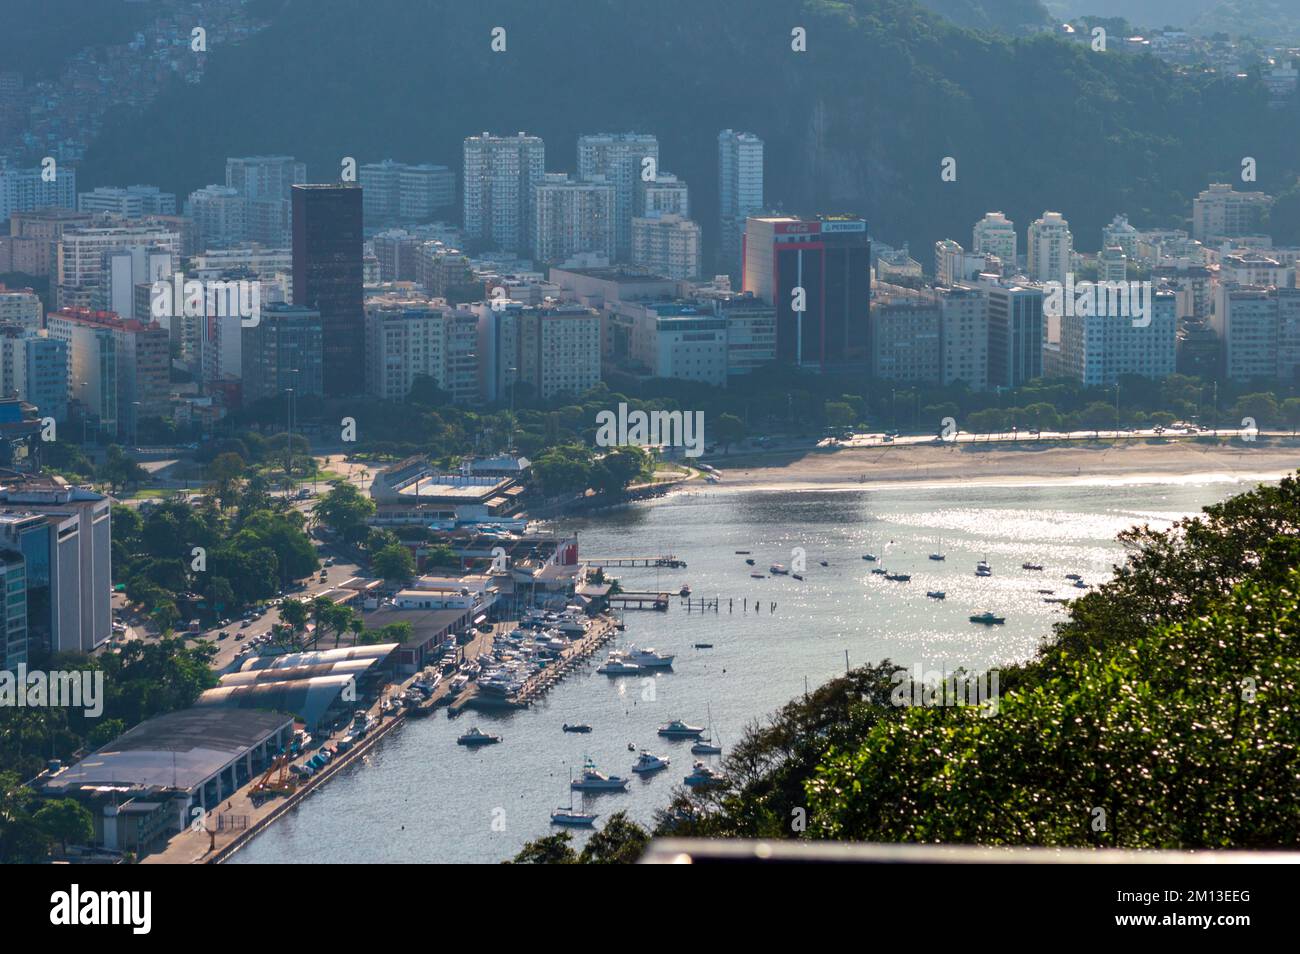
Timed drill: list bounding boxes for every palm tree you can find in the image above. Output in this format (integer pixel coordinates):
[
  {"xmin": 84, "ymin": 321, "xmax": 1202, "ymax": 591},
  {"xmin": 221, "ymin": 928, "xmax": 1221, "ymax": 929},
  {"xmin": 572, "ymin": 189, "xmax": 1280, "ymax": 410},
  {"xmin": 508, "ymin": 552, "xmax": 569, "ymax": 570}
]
[{"xmin": 348, "ymin": 617, "xmax": 364, "ymax": 646}]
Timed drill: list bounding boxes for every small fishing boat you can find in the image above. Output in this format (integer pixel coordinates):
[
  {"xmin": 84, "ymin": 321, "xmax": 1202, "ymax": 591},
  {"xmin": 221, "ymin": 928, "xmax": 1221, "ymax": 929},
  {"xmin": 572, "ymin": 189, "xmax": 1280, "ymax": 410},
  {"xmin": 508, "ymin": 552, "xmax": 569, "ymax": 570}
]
[
  {"xmin": 870, "ymin": 567, "xmax": 888, "ymax": 575},
  {"xmin": 1022, "ymin": 562, "xmax": 1044, "ymax": 571},
  {"xmin": 969, "ymin": 611, "xmax": 1006, "ymax": 625},
  {"xmin": 745, "ymin": 558, "xmax": 756, "ymax": 566},
  {"xmin": 562, "ymin": 723, "xmax": 592, "ymax": 734},
  {"xmin": 693, "ymin": 642, "xmax": 713, "ymax": 649},
  {"xmin": 862, "ymin": 553, "xmax": 878, "ymax": 562},
  {"xmin": 769, "ymin": 564, "xmax": 789, "ymax": 575},
  {"xmin": 1073, "ymin": 579, "xmax": 1089, "ymax": 589},
  {"xmin": 1065, "ymin": 573, "xmax": 1083, "ymax": 581},
  {"xmin": 792, "ymin": 573, "xmax": 804, "ymax": 581},
  {"xmin": 1037, "ymin": 588, "xmax": 1055, "ymax": 594},
  {"xmin": 885, "ymin": 572, "xmax": 911, "ymax": 582},
  {"xmin": 750, "ymin": 572, "xmax": 766, "ymax": 579},
  {"xmin": 819, "ymin": 559, "xmax": 829, "ymax": 567},
  {"xmin": 926, "ymin": 590, "xmax": 946, "ymax": 600},
  {"xmin": 735, "ymin": 550, "xmax": 751, "ymax": 555}
]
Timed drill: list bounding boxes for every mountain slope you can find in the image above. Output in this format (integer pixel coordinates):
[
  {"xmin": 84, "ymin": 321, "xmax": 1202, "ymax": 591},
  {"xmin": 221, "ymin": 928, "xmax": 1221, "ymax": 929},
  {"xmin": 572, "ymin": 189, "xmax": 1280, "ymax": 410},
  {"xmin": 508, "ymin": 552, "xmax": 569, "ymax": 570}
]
[{"xmin": 81, "ymin": 0, "xmax": 1300, "ymax": 255}]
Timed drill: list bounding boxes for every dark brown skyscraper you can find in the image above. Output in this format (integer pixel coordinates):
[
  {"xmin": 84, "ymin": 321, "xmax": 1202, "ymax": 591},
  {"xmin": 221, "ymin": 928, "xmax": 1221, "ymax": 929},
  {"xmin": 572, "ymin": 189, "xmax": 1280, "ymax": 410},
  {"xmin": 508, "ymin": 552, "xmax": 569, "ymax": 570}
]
[{"xmin": 292, "ymin": 183, "xmax": 363, "ymax": 395}]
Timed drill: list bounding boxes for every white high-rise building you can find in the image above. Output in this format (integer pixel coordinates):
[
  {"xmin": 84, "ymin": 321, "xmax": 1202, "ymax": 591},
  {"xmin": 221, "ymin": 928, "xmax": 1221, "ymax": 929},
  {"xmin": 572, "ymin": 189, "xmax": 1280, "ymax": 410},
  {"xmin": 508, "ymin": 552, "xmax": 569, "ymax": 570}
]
[
  {"xmin": 516, "ymin": 304, "xmax": 601, "ymax": 399},
  {"xmin": 0, "ymin": 287, "xmax": 42, "ymax": 333},
  {"xmin": 462, "ymin": 132, "xmax": 546, "ymax": 254},
  {"xmin": 531, "ymin": 174, "xmax": 616, "ymax": 265},
  {"xmin": 577, "ymin": 133, "xmax": 660, "ymax": 261},
  {"xmin": 363, "ymin": 294, "xmax": 450, "ymax": 401},
  {"xmin": 937, "ymin": 285, "xmax": 989, "ymax": 390},
  {"xmin": 1056, "ymin": 289, "xmax": 1177, "ymax": 385},
  {"xmin": 1027, "ymin": 211, "xmax": 1073, "ymax": 285},
  {"xmin": 972, "ymin": 211, "xmax": 1016, "ymax": 269},
  {"xmin": 631, "ymin": 213, "xmax": 702, "ymax": 279},
  {"xmin": 718, "ymin": 130, "xmax": 764, "ymax": 277},
  {"xmin": 1214, "ymin": 284, "xmax": 1300, "ymax": 382}
]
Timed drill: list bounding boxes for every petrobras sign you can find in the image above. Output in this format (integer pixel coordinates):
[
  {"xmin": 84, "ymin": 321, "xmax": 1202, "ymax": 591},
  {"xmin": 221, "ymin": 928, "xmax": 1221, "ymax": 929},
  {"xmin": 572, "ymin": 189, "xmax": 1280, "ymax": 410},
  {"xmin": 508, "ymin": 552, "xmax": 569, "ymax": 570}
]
[{"xmin": 820, "ymin": 220, "xmax": 866, "ymax": 233}]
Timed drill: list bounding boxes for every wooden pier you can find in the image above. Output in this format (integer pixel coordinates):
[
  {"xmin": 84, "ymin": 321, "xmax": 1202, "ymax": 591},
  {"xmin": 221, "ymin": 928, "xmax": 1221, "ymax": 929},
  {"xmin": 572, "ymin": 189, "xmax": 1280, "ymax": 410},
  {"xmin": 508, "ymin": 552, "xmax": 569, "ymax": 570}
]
[
  {"xmin": 608, "ymin": 591, "xmax": 670, "ymax": 611},
  {"xmin": 586, "ymin": 554, "xmax": 687, "ymax": 568}
]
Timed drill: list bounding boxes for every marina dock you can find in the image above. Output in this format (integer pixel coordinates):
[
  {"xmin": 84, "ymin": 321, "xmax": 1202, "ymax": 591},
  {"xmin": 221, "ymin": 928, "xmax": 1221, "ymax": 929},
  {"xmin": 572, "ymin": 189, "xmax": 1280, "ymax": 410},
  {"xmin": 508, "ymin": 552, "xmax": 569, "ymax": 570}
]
[{"xmin": 585, "ymin": 554, "xmax": 686, "ymax": 568}]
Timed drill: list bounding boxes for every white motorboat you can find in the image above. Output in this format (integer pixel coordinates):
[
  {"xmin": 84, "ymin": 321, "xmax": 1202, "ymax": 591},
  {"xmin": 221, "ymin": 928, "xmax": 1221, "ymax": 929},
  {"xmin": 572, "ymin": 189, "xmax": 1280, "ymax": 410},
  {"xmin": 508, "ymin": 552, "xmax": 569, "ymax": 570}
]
[
  {"xmin": 597, "ymin": 652, "xmax": 643, "ymax": 675},
  {"xmin": 625, "ymin": 645, "xmax": 674, "ymax": 668},
  {"xmin": 684, "ymin": 761, "xmax": 725, "ymax": 788},
  {"xmin": 570, "ymin": 758, "xmax": 630, "ymax": 791},
  {"xmin": 631, "ymin": 751, "xmax": 670, "ymax": 774},
  {"xmin": 657, "ymin": 719, "xmax": 706, "ymax": 738}
]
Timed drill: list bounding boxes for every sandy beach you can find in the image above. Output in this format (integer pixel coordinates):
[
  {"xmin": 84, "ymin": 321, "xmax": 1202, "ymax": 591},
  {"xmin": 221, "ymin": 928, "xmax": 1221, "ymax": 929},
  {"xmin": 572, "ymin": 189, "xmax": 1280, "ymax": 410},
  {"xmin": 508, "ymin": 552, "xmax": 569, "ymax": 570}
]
[{"xmin": 704, "ymin": 437, "xmax": 1300, "ymax": 494}]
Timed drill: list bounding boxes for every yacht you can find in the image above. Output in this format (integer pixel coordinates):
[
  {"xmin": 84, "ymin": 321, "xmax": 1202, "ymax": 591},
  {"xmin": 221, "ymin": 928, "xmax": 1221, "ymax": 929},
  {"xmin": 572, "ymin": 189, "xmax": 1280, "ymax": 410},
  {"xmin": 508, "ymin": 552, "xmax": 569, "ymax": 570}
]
[
  {"xmin": 631, "ymin": 751, "xmax": 670, "ymax": 774},
  {"xmin": 691, "ymin": 738, "xmax": 723, "ymax": 756},
  {"xmin": 456, "ymin": 727, "xmax": 501, "ymax": 746},
  {"xmin": 769, "ymin": 564, "xmax": 789, "ymax": 575},
  {"xmin": 658, "ymin": 719, "xmax": 706, "ymax": 738},
  {"xmin": 571, "ymin": 758, "xmax": 631, "ymax": 792},
  {"xmin": 684, "ymin": 761, "xmax": 726, "ymax": 788},
  {"xmin": 597, "ymin": 653, "xmax": 644, "ymax": 675},
  {"xmin": 926, "ymin": 590, "xmax": 946, "ymax": 600},
  {"xmin": 862, "ymin": 553, "xmax": 878, "ymax": 562},
  {"xmin": 975, "ymin": 560, "xmax": 992, "ymax": 577},
  {"xmin": 626, "ymin": 645, "xmax": 675, "ymax": 668},
  {"xmin": 550, "ymin": 808, "xmax": 598, "ymax": 827},
  {"xmin": 556, "ymin": 617, "xmax": 588, "ymax": 636},
  {"xmin": 969, "ymin": 611, "xmax": 1006, "ymax": 625}
]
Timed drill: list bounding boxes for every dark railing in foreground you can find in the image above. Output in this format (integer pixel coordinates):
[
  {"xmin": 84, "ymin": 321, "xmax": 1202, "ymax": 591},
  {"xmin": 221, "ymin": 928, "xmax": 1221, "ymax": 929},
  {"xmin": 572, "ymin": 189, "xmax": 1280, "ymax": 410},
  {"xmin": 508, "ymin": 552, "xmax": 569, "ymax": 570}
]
[{"xmin": 640, "ymin": 839, "xmax": 1300, "ymax": 864}]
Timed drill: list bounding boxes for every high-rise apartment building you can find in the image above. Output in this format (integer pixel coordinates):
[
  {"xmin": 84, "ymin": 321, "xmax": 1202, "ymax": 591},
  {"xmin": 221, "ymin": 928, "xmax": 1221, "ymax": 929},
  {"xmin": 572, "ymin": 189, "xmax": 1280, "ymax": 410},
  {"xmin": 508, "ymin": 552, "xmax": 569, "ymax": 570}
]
[
  {"xmin": 936, "ymin": 285, "xmax": 990, "ymax": 390},
  {"xmin": 630, "ymin": 213, "xmax": 702, "ymax": 279},
  {"xmin": 637, "ymin": 173, "xmax": 689, "ymax": 218},
  {"xmin": 1213, "ymin": 284, "xmax": 1300, "ymax": 383},
  {"xmin": 577, "ymin": 133, "xmax": 659, "ymax": 261},
  {"xmin": 0, "ymin": 326, "xmax": 69, "ymax": 421},
  {"xmin": 0, "ymin": 547, "xmax": 26, "ymax": 672},
  {"xmin": 240, "ymin": 302, "xmax": 324, "ymax": 406},
  {"xmin": 184, "ymin": 185, "xmax": 247, "ymax": 251},
  {"xmin": 292, "ymin": 184, "xmax": 364, "ymax": 396},
  {"xmin": 462, "ymin": 132, "xmax": 545, "ymax": 254},
  {"xmin": 46, "ymin": 308, "xmax": 169, "ymax": 435},
  {"xmin": 0, "ymin": 162, "xmax": 76, "ymax": 223},
  {"xmin": 516, "ymin": 304, "xmax": 601, "ymax": 399},
  {"xmin": 531, "ymin": 174, "xmax": 616, "ymax": 265},
  {"xmin": 1027, "ymin": 211, "xmax": 1073, "ymax": 285},
  {"xmin": 1053, "ymin": 289, "xmax": 1177, "ymax": 385},
  {"xmin": 972, "ymin": 212, "xmax": 1016, "ymax": 269},
  {"xmin": 718, "ymin": 130, "xmax": 763, "ymax": 277},
  {"xmin": 983, "ymin": 280, "xmax": 1044, "ymax": 388},
  {"xmin": 360, "ymin": 160, "xmax": 455, "ymax": 226},
  {"xmin": 363, "ymin": 295, "xmax": 451, "ymax": 401},
  {"xmin": 77, "ymin": 185, "xmax": 176, "ymax": 218},
  {"xmin": 1193, "ymin": 184, "xmax": 1272, "ymax": 242},
  {"xmin": 742, "ymin": 215, "xmax": 871, "ymax": 369},
  {"xmin": 55, "ymin": 224, "xmax": 180, "ymax": 311}
]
